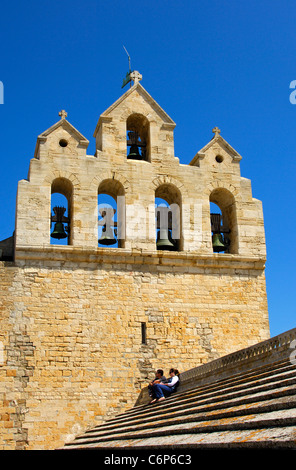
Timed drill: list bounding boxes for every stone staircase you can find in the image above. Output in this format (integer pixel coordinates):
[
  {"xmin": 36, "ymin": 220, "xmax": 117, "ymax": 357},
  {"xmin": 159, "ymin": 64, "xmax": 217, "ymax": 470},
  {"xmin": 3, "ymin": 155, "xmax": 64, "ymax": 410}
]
[{"xmin": 62, "ymin": 329, "xmax": 296, "ymax": 450}]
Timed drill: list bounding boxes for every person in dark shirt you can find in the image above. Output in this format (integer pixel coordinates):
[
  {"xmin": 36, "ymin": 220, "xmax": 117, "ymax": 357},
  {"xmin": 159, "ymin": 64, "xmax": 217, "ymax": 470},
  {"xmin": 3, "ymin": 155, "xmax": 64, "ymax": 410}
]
[{"xmin": 148, "ymin": 369, "xmax": 166, "ymax": 403}]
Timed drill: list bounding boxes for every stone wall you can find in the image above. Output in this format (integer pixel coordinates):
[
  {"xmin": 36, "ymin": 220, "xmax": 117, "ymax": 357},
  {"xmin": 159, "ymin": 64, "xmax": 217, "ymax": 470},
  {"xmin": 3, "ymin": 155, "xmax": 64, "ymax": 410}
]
[{"xmin": 0, "ymin": 248, "xmax": 269, "ymax": 450}]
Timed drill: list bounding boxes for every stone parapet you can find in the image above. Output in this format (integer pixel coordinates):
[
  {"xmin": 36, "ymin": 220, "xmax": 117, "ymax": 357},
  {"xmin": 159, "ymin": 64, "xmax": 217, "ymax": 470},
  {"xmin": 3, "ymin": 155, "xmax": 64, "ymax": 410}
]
[{"xmin": 179, "ymin": 328, "xmax": 296, "ymax": 392}]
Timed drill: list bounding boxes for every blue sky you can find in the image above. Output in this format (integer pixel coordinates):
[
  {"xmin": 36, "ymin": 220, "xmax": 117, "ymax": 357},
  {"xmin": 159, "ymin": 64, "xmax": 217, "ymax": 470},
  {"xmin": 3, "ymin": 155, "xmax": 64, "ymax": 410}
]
[{"xmin": 0, "ymin": 0, "xmax": 295, "ymax": 337}]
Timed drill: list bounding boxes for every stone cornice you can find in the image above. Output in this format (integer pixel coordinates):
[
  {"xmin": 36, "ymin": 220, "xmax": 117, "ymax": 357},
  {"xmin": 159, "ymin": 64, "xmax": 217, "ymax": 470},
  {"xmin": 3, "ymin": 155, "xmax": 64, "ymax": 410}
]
[{"xmin": 14, "ymin": 246, "xmax": 266, "ymax": 271}]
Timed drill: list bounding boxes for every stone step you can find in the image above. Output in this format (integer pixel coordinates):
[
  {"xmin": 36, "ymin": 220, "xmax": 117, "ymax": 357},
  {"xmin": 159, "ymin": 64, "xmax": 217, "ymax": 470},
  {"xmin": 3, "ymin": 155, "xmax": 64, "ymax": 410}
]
[
  {"xmin": 65, "ymin": 407, "xmax": 296, "ymax": 449},
  {"xmin": 113, "ymin": 360, "xmax": 296, "ymax": 421},
  {"xmin": 66, "ymin": 426, "xmax": 296, "ymax": 449},
  {"xmin": 90, "ymin": 364, "xmax": 296, "ymax": 431},
  {"xmin": 86, "ymin": 381, "xmax": 296, "ymax": 441},
  {"xmin": 70, "ymin": 395, "xmax": 296, "ymax": 446}
]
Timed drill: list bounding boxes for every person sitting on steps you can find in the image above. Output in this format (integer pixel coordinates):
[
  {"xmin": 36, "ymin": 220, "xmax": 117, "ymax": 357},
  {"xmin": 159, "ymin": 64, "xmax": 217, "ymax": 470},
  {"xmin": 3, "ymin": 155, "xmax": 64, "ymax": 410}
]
[
  {"xmin": 148, "ymin": 369, "xmax": 167, "ymax": 399},
  {"xmin": 150, "ymin": 368, "xmax": 180, "ymax": 404}
]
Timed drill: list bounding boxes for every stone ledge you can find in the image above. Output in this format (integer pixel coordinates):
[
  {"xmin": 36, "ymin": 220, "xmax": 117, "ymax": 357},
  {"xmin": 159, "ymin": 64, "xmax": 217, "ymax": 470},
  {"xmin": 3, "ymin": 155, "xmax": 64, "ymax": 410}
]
[{"xmin": 14, "ymin": 246, "xmax": 266, "ymax": 271}]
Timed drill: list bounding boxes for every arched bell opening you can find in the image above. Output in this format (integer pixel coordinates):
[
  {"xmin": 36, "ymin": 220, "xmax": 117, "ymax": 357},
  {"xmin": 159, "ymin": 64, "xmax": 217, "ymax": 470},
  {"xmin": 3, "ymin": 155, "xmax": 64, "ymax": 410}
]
[
  {"xmin": 50, "ymin": 178, "xmax": 73, "ymax": 245},
  {"xmin": 98, "ymin": 179, "xmax": 125, "ymax": 248},
  {"xmin": 126, "ymin": 113, "xmax": 150, "ymax": 162},
  {"xmin": 210, "ymin": 188, "xmax": 238, "ymax": 254},
  {"xmin": 155, "ymin": 184, "xmax": 182, "ymax": 251}
]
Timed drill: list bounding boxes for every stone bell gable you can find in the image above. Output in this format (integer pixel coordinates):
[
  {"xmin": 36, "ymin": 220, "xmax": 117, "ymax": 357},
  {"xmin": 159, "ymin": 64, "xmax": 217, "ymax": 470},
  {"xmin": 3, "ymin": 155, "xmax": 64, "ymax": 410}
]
[
  {"xmin": 15, "ymin": 110, "xmax": 91, "ymax": 249},
  {"xmin": 93, "ymin": 82, "xmax": 176, "ymax": 164},
  {"xmin": 14, "ymin": 81, "xmax": 266, "ymax": 258},
  {"xmin": 189, "ymin": 128, "xmax": 266, "ymax": 258},
  {"xmin": 190, "ymin": 126, "xmax": 242, "ymax": 173},
  {"xmin": 34, "ymin": 109, "xmax": 90, "ymax": 160}
]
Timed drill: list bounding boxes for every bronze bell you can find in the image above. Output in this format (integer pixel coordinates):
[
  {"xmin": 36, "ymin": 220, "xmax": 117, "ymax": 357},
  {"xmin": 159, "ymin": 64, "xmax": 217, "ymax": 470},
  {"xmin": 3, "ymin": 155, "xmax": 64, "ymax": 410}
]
[
  {"xmin": 212, "ymin": 233, "xmax": 227, "ymax": 252},
  {"xmin": 51, "ymin": 222, "xmax": 68, "ymax": 239},
  {"xmin": 127, "ymin": 143, "xmax": 141, "ymax": 160},
  {"xmin": 99, "ymin": 226, "xmax": 117, "ymax": 245},
  {"xmin": 127, "ymin": 131, "xmax": 143, "ymax": 160},
  {"xmin": 156, "ymin": 228, "xmax": 175, "ymax": 251},
  {"xmin": 51, "ymin": 206, "xmax": 69, "ymax": 239}
]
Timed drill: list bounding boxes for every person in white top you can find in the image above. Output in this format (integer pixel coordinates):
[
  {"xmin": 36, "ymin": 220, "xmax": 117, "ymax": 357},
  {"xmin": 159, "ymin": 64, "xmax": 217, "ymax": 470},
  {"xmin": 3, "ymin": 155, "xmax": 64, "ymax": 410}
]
[{"xmin": 150, "ymin": 368, "xmax": 180, "ymax": 403}]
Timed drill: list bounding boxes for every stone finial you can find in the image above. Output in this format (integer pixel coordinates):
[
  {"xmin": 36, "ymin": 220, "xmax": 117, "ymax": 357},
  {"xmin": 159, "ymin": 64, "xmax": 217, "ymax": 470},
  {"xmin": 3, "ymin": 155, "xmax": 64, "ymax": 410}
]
[
  {"xmin": 59, "ymin": 110, "xmax": 68, "ymax": 120},
  {"xmin": 130, "ymin": 71, "xmax": 142, "ymax": 85},
  {"xmin": 212, "ymin": 126, "xmax": 221, "ymax": 137}
]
